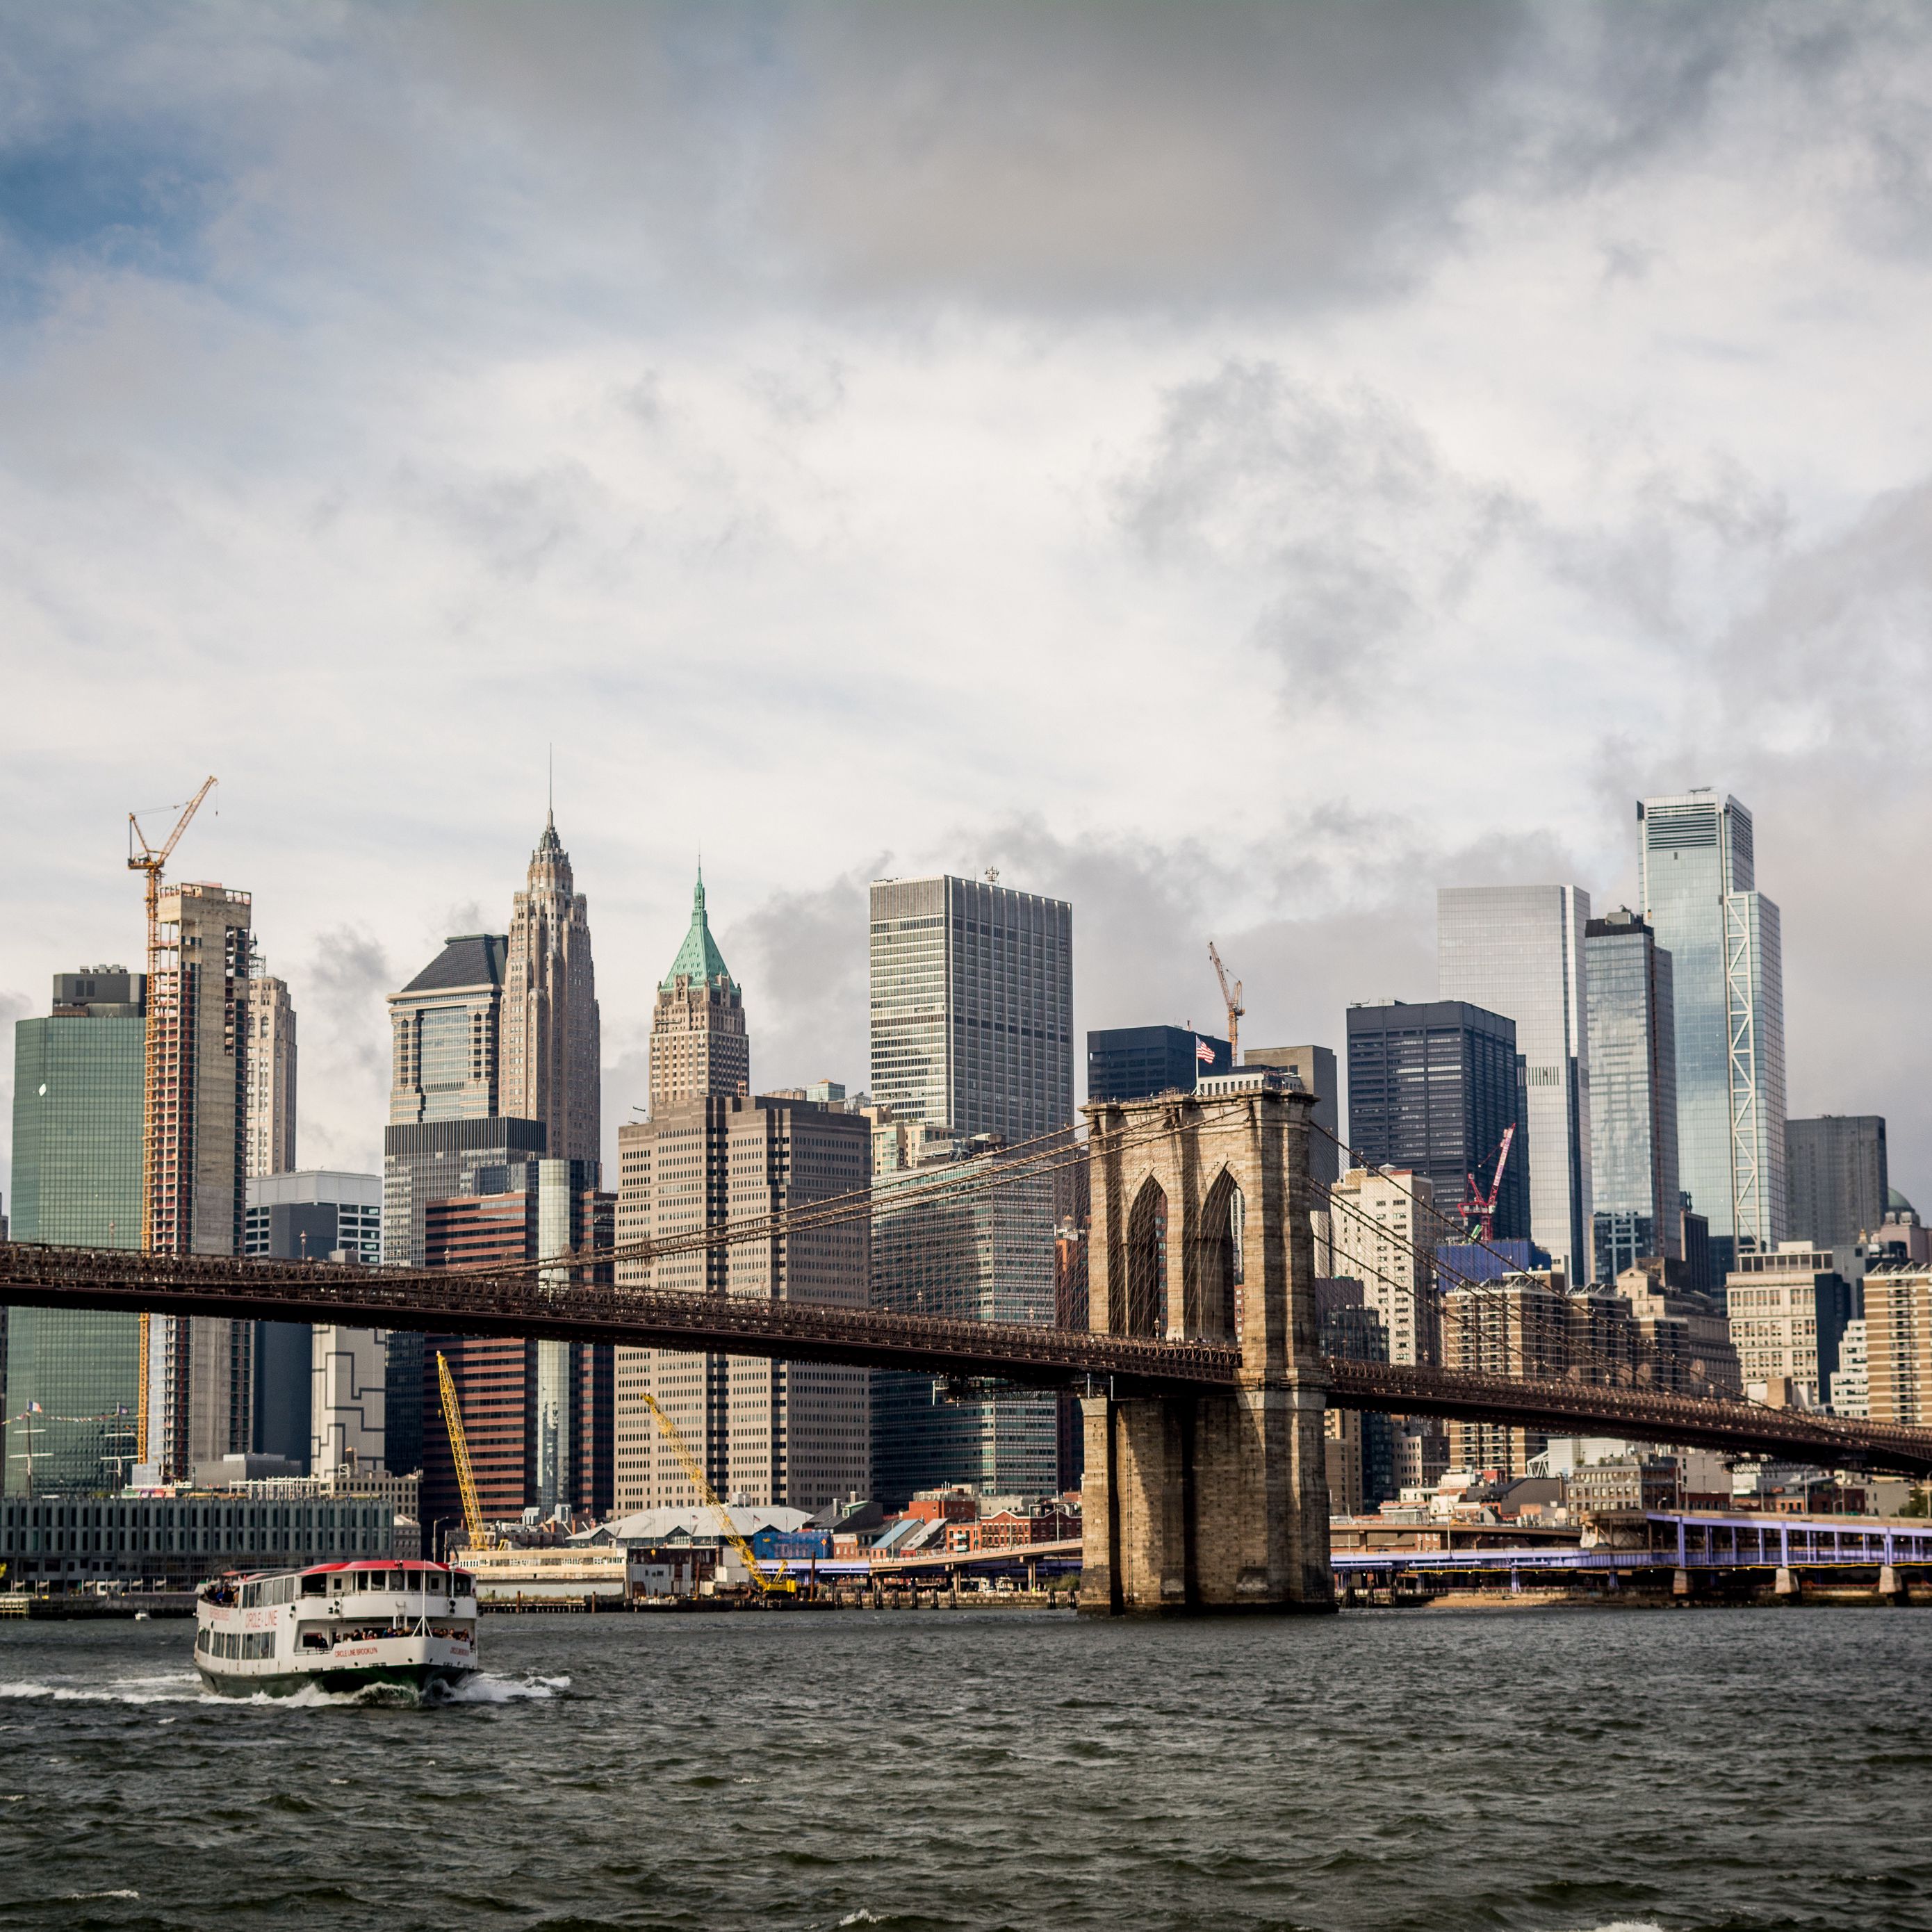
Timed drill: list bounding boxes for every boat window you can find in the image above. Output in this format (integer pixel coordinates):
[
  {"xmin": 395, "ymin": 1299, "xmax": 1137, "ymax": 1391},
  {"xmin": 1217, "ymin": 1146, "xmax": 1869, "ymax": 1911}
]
[
  {"xmin": 302, "ymin": 1573, "xmax": 327, "ymax": 1596},
  {"xmin": 454, "ymin": 1571, "xmax": 473, "ymax": 1594}
]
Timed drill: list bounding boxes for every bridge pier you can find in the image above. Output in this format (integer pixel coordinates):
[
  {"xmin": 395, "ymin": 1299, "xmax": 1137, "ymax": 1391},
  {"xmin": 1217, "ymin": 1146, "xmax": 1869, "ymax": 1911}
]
[{"xmin": 1080, "ymin": 1077, "xmax": 1332, "ymax": 1616}]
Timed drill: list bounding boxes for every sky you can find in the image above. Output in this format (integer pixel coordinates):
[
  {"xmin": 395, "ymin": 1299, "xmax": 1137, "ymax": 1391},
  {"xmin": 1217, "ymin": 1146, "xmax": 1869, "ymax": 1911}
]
[{"xmin": 3, "ymin": 2, "xmax": 1932, "ymax": 1203}]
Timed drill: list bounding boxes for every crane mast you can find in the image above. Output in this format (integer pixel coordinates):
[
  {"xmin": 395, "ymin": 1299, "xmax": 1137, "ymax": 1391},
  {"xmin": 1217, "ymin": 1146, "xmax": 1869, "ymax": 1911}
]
[
  {"xmin": 436, "ymin": 1352, "xmax": 491, "ymax": 1553},
  {"xmin": 1207, "ymin": 941, "xmax": 1243, "ymax": 1066},
  {"xmin": 126, "ymin": 774, "xmax": 217, "ymax": 1468},
  {"xmin": 637, "ymin": 1391, "xmax": 795, "ymax": 1594}
]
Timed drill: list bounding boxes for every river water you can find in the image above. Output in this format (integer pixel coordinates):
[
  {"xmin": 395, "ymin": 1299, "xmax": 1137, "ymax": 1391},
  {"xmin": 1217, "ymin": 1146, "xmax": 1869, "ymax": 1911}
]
[{"xmin": 0, "ymin": 1605, "xmax": 1924, "ymax": 1932}]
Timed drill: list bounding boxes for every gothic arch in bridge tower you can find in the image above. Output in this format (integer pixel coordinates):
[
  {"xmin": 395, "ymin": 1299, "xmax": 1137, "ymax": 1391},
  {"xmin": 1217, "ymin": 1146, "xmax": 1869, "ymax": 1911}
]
[{"xmin": 1080, "ymin": 1079, "xmax": 1332, "ymax": 1616}]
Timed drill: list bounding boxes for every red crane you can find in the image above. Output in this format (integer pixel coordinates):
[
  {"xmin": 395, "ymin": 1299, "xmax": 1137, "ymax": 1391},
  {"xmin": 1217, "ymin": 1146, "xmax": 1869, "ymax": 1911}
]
[{"xmin": 1459, "ymin": 1124, "xmax": 1517, "ymax": 1243}]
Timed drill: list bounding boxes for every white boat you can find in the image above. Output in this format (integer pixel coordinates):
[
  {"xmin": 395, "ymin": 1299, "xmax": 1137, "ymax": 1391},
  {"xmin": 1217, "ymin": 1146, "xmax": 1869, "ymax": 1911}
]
[{"xmin": 194, "ymin": 1559, "xmax": 480, "ymax": 1698}]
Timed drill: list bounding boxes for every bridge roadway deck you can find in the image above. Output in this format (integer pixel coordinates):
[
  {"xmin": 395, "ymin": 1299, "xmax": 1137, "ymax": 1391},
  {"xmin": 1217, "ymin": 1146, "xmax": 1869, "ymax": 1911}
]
[{"xmin": 4, "ymin": 1243, "xmax": 1931, "ymax": 1477}]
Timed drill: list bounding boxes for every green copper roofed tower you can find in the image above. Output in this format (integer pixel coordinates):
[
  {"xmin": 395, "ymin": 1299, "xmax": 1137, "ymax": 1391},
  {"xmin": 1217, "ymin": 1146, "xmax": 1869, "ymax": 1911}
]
[
  {"xmin": 650, "ymin": 869, "xmax": 748, "ymax": 1112},
  {"xmin": 660, "ymin": 868, "xmax": 737, "ymax": 994}
]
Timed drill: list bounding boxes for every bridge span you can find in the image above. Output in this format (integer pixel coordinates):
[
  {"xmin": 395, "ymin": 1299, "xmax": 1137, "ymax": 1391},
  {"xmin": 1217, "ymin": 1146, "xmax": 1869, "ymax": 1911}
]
[{"xmin": 3, "ymin": 1239, "xmax": 1929, "ymax": 1480}]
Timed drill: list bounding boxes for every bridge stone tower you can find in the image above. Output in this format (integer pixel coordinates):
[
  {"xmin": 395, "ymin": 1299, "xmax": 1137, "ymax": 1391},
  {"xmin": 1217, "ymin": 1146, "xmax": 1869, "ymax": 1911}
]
[{"xmin": 1080, "ymin": 1072, "xmax": 1332, "ymax": 1614}]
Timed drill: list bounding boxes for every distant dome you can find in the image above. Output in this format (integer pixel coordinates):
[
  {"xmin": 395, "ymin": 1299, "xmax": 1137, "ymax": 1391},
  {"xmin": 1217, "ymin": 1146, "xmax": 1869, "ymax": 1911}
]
[{"xmin": 1890, "ymin": 1186, "xmax": 1915, "ymax": 1213}]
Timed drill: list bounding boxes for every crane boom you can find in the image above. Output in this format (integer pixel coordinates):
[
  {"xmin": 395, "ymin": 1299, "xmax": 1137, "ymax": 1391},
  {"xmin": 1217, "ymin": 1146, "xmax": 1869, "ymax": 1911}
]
[
  {"xmin": 437, "ymin": 1352, "xmax": 489, "ymax": 1553},
  {"xmin": 1207, "ymin": 941, "xmax": 1243, "ymax": 1065},
  {"xmin": 637, "ymin": 1391, "xmax": 794, "ymax": 1594},
  {"xmin": 128, "ymin": 775, "xmax": 217, "ymax": 1471}
]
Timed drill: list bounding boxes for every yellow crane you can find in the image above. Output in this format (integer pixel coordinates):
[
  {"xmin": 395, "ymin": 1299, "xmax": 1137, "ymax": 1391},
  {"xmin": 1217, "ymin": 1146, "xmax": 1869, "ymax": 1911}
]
[
  {"xmin": 1208, "ymin": 940, "xmax": 1243, "ymax": 1066},
  {"xmin": 436, "ymin": 1352, "xmax": 493, "ymax": 1553},
  {"xmin": 127, "ymin": 774, "xmax": 218, "ymax": 1467},
  {"xmin": 636, "ymin": 1391, "xmax": 796, "ymax": 1596}
]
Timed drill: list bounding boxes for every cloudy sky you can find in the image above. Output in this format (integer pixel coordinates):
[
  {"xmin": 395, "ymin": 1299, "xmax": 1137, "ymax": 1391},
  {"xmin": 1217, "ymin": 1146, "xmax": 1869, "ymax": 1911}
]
[{"xmin": 4, "ymin": 2, "xmax": 1931, "ymax": 1200}]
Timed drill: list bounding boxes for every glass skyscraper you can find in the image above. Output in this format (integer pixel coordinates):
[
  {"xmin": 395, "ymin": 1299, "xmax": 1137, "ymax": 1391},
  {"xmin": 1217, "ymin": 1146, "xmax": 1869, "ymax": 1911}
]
[
  {"xmin": 1638, "ymin": 791, "xmax": 1787, "ymax": 1263},
  {"xmin": 1437, "ymin": 885, "xmax": 1593, "ymax": 1275},
  {"xmin": 7, "ymin": 969, "xmax": 147, "ymax": 1494},
  {"xmin": 1584, "ymin": 910, "xmax": 1680, "ymax": 1279},
  {"xmin": 1785, "ymin": 1115, "xmax": 1888, "ymax": 1250},
  {"xmin": 869, "ymin": 874, "xmax": 1073, "ymax": 1140},
  {"xmin": 1344, "ymin": 999, "xmax": 1530, "ymax": 1245}
]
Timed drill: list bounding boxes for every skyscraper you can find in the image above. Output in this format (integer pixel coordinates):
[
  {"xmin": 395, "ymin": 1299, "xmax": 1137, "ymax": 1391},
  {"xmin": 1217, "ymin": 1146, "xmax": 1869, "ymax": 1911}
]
[
  {"xmin": 1639, "ymin": 790, "xmax": 1787, "ymax": 1264},
  {"xmin": 388, "ymin": 933, "xmax": 507, "ymax": 1128},
  {"xmin": 6, "ymin": 968, "xmax": 145, "ymax": 1493},
  {"xmin": 1243, "ymin": 1045, "xmax": 1341, "ymax": 1188},
  {"xmin": 1086, "ymin": 1024, "xmax": 1229, "ymax": 1105},
  {"xmin": 1585, "ymin": 909, "xmax": 1680, "ymax": 1280},
  {"xmin": 1785, "ymin": 1116, "xmax": 1888, "ymax": 1250},
  {"xmin": 145, "ymin": 883, "xmax": 255, "ymax": 1479},
  {"xmin": 1438, "ymin": 885, "xmax": 1593, "ymax": 1275},
  {"xmin": 650, "ymin": 872, "xmax": 748, "ymax": 1111},
  {"xmin": 869, "ymin": 874, "xmax": 1074, "ymax": 1141},
  {"xmin": 616, "ymin": 883, "xmax": 870, "ymax": 1516},
  {"xmin": 502, "ymin": 812, "xmax": 601, "ymax": 1172},
  {"xmin": 243, "ymin": 965, "xmax": 297, "ymax": 1180},
  {"xmin": 1344, "ymin": 1000, "xmax": 1528, "ymax": 1245}
]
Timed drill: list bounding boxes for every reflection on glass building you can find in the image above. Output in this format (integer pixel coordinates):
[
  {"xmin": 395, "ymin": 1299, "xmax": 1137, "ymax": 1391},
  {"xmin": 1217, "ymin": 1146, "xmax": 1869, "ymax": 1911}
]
[
  {"xmin": 1638, "ymin": 791, "xmax": 1787, "ymax": 1268},
  {"xmin": 1437, "ymin": 885, "xmax": 1593, "ymax": 1277},
  {"xmin": 7, "ymin": 969, "xmax": 147, "ymax": 1494},
  {"xmin": 1585, "ymin": 910, "xmax": 1680, "ymax": 1282}
]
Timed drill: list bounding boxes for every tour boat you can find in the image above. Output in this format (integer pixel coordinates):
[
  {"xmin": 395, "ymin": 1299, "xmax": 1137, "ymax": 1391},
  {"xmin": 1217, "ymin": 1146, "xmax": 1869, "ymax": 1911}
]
[{"xmin": 194, "ymin": 1559, "xmax": 480, "ymax": 1698}]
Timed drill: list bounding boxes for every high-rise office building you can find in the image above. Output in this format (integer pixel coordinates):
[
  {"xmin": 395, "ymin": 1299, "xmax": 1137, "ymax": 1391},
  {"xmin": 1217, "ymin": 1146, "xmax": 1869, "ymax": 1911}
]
[
  {"xmin": 1243, "ymin": 1045, "xmax": 1341, "ymax": 1187},
  {"xmin": 243, "ymin": 966, "xmax": 297, "ymax": 1180},
  {"xmin": 502, "ymin": 813, "xmax": 602, "ymax": 1172},
  {"xmin": 1726, "ymin": 1243, "xmax": 1858, "ymax": 1406},
  {"xmin": 145, "ymin": 883, "xmax": 255, "ymax": 1480},
  {"xmin": 1344, "ymin": 1000, "xmax": 1528, "ymax": 1246},
  {"xmin": 1639, "ymin": 790, "xmax": 1787, "ymax": 1264},
  {"xmin": 6, "ymin": 969, "xmax": 146, "ymax": 1494},
  {"xmin": 1325, "ymin": 1167, "xmax": 1440, "ymax": 1366},
  {"xmin": 650, "ymin": 871, "xmax": 748, "ymax": 1113},
  {"xmin": 1864, "ymin": 1263, "xmax": 1932, "ymax": 1427},
  {"xmin": 388, "ymin": 933, "xmax": 507, "ymax": 1127},
  {"xmin": 1585, "ymin": 910, "xmax": 1680, "ymax": 1280},
  {"xmin": 1086, "ymin": 1025, "xmax": 1229, "ymax": 1105},
  {"xmin": 1785, "ymin": 1116, "xmax": 1888, "ymax": 1250},
  {"xmin": 1438, "ymin": 885, "xmax": 1592, "ymax": 1275},
  {"xmin": 613, "ymin": 1096, "xmax": 869, "ymax": 1514},
  {"xmin": 869, "ymin": 874, "xmax": 1074, "ymax": 1142},
  {"xmin": 871, "ymin": 1142, "xmax": 1059, "ymax": 1505},
  {"xmin": 243, "ymin": 1170, "xmax": 384, "ymax": 1471}
]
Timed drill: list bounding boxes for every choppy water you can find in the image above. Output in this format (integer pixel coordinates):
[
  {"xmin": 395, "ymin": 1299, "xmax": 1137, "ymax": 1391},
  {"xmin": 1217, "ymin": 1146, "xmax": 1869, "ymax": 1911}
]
[{"xmin": 0, "ymin": 1604, "xmax": 1924, "ymax": 1931}]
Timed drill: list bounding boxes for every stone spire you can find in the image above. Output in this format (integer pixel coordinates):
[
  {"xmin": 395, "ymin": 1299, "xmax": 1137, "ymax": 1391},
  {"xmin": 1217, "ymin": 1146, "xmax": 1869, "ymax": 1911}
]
[{"xmin": 502, "ymin": 810, "xmax": 602, "ymax": 1173}]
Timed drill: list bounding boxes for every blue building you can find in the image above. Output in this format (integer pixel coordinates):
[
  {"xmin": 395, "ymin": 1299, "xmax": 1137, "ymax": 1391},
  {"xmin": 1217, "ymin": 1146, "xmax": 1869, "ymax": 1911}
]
[{"xmin": 1087, "ymin": 1025, "xmax": 1230, "ymax": 1105}]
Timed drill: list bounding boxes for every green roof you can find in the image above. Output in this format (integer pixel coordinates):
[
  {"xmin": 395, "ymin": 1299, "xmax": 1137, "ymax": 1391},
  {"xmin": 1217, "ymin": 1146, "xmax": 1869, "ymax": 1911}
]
[{"xmin": 662, "ymin": 870, "xmax": 735, "ymax": 992}]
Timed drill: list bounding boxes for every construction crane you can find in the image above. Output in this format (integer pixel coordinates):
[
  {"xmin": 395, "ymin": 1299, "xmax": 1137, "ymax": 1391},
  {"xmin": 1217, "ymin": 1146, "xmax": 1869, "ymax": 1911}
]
[
  {"xmin": 1207, "ymin": 941, "xmax": 1243, "ymax": 1066},
  {"xmin": 1459, "ymin": 1124, "xmax": 1518, "ymax": 1243},
  {"xmin": 127, "ymin": 774, "xmax": 217, "ymax": 1468},
  {"xmin": 636, "ymin": 1391, "xmax": 796, "ymax": 1596},
  {"xmin": 436, "ymin": 1352, "xmax": 493, "ymax": 1554}
]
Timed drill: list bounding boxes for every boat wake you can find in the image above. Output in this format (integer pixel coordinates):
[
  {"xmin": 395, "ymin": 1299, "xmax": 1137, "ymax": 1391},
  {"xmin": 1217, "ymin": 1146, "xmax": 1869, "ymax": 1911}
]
[{"xmin": 0, "ymin": 1669, "xmax": 569, "ymax": 1710}]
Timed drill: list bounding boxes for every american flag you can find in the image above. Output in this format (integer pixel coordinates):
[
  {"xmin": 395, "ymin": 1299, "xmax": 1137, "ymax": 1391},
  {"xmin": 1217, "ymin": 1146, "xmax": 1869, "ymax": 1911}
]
[{"xmin": 1195, "ymin": 1038, "xmax": 1216, "ymax": 1065}]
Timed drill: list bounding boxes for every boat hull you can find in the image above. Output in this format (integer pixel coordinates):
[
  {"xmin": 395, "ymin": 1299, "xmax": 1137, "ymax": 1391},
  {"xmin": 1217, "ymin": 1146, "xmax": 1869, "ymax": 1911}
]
[{"xmin": 195, "ymin": 1659, "xmax": 478, "ymax": 1699}]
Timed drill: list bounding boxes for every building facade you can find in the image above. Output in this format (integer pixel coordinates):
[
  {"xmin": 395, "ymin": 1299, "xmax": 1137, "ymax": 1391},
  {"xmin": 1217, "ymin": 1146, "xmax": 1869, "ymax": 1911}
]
[
  {"xmin": 869, "ymin": 874, "xmax": 1074, "ymax": 1143},
  {"xmin": 388, "ymin": 933, "xmax": 507, "ymax": 1128},
  {"xmin": 1585, "ymin": 910, "xmax": 1680, "ymax": 1279},
  {"xmin": 242, "ymin": 966, "xmax": 297, "ymax": 1180},
  {"xmin": 1438, "ymin": 885, "xmax": 1593, "ymax": 1276},
  {"xmin": 6, "ymin": 969, "xmax": 146, "ymax": 1496},
  {"xmin": 1785, "ymin": 1115, "xmax": 1888, "ymax": 1250},
  {"xmin": 501, "ymin": 813, "xmax": 601, "ymax": 1172},
  {"xmin": 1638, "ymin": 790, "xmax": 1787, "ymax": 1263},
  {"xmin": 243, "ymin": 1170, "xmax": 384, "ymax": 1473},
  {"xmin": 649, "ymin": 871, "xmax": 748, "ymax": 1113},
  {"xmin": 1325, "ymin": 1168, "xmax": 1439, "ymax": 1367},
  {"xmin": 1344, "ymin": 999, "xmax": 1528, "ymax": 1246},
  {"xmin": 1243, "ymin": 1045, "xmax": 1341, "ymax": 1187},
  {"xmin": 870, "ymin": 1143, "xmax": 1060, "ymax": 1506},
  {"xmin": 614, "ymin": 1095, "xmax": 871, "ymax": 1515},
  {"xmin": 1830, "ymin": 1317, "xmax": 1869, "ymax": 1418},
  {"xmin": 145, "ymin": 884, "xmax": 256, "ymax": 1481},
  {"xmin": 1086, "ymin": 1025, "xmax": 1229, "ymax": 1105},
  {"xmin": 1316, "ymin": 1277, "xmax": 1394, "ymax": 1514},
  {"xmin": 1724, "ymin": 1243, "xmax": 1859, "ymax": 1406},
  {"xmin": 1864, "ymin": 1266, "xmax": 1931, "ymax": 1427}
]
